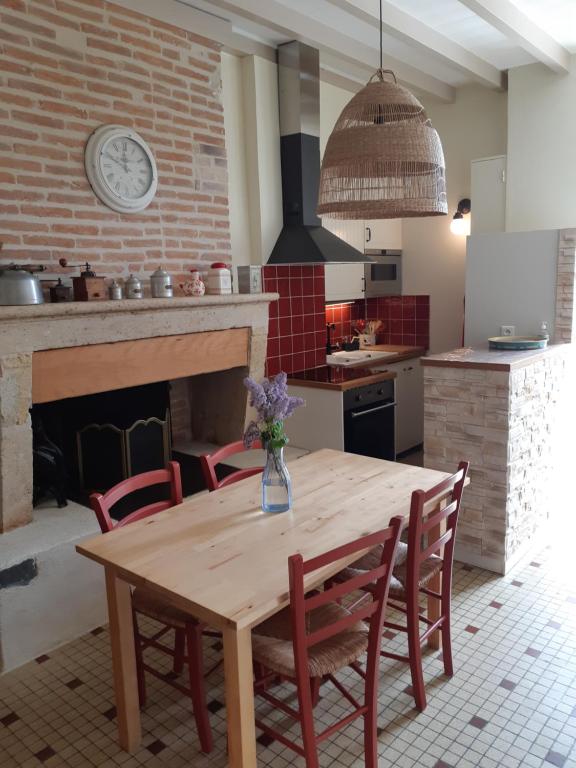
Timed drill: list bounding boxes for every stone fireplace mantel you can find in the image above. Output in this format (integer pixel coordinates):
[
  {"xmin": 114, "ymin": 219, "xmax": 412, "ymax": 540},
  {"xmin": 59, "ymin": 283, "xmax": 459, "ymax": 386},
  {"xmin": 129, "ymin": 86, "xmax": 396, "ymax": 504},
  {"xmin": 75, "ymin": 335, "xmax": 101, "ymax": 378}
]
[{"xmin": 0, "ymin": 294, "xmax": 277, "ymax": 532}]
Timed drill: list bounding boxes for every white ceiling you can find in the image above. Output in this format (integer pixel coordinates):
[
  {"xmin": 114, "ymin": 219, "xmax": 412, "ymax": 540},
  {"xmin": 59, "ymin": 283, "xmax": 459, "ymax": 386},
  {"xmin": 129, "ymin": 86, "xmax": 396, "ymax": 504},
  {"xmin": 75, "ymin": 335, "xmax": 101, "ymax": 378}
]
[{"xmin": 183, "ymin": 0, "xmax": 574, "ymax": 100}]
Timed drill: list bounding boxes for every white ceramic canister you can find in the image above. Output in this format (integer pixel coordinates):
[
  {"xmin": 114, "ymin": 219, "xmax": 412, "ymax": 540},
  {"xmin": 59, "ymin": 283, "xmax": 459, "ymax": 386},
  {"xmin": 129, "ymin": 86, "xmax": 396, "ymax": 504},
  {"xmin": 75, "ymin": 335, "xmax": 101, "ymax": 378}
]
[
  {"xmin": 125, "ymin": 274, "xmax": 143, "ymax": 299},
  {"xmin": 205, "ymin": 262, "xmax": 232, "ymax": 295},
  {"xmin": 150, "ymin": 267, "xmax": 173, "ymax": 298}
]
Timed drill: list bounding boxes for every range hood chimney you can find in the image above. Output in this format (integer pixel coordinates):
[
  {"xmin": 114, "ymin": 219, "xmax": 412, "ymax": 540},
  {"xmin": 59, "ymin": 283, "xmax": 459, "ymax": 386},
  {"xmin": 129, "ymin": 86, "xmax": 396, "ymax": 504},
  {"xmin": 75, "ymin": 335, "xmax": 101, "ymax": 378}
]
[{"xmin": 267, "ymin": 41, "xmax": 372, "ymax": 265}]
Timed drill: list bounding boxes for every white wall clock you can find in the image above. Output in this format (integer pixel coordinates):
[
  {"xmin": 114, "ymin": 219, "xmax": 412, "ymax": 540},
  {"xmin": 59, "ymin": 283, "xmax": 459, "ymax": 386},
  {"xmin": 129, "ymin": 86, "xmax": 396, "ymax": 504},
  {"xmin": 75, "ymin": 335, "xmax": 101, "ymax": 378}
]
[{"xmin": 84, "ymin": 124, "xmax": 158, "ymax": 213}]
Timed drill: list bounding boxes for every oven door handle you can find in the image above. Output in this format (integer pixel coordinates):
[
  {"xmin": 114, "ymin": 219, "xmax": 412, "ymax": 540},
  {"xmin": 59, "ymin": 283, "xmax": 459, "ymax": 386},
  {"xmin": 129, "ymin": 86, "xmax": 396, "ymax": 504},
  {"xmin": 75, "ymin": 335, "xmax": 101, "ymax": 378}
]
[{"xmin": 350, "ymin": 402, "xmax": 395, "ymax": 418}]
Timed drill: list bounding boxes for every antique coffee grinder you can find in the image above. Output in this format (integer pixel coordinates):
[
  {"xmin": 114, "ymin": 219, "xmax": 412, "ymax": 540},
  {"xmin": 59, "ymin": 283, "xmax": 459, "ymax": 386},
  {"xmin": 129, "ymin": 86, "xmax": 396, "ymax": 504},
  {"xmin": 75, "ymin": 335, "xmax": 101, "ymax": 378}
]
[{"xmin": 59, "ymin": 258, "xmax": 106, "ymax": 301}]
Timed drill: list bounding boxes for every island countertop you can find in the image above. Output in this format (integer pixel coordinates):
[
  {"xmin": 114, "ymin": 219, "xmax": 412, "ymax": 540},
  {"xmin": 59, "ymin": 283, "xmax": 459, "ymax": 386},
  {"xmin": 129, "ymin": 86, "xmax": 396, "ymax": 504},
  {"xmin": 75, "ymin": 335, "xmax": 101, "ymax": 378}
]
[{"xmin": 421, "ymin": 344, "xmax": 569, "ymax": 371}]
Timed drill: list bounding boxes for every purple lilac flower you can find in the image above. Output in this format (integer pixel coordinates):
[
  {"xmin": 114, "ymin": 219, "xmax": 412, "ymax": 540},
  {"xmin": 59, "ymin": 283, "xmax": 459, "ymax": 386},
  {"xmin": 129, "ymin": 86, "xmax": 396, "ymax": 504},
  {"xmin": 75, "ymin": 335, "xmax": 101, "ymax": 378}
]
[{"xmin": 243, "ymin": 372, "xmax": 305, "ymax": 445}]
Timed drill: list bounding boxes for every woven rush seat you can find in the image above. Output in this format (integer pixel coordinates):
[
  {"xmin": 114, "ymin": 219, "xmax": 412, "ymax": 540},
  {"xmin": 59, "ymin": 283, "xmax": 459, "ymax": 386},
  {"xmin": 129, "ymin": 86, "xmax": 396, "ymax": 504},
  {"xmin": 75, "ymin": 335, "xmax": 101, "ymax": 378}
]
[
  {"xmin": 132, "ymin": 587, "xmax": 196, "ymax": 629},
  {"xmin": 252, "ymin": 602, "xmax": 369, "ymax": 678},
  {"xmin": 336, "ymin": 541, "xmax": 442, "ymax": 599}
]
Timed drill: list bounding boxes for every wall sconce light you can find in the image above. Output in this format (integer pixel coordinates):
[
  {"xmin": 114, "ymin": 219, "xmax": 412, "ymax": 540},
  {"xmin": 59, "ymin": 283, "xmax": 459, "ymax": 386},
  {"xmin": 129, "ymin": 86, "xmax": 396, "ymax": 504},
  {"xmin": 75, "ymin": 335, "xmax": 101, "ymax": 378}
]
[{"xmin": 450, "ymin": 198, "xmax": 471, "ymax": 236}]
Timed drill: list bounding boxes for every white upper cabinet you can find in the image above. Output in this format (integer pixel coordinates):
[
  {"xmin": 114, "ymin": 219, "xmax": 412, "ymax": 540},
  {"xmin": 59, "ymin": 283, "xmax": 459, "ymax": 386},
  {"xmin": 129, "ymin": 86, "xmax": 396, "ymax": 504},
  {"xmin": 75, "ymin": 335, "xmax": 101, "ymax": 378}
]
[
  {"xmin": 364, "ymin": 219, "xmax": 402, "ymax": 250},
  {"xmin": 324, "ymin": 263, "xmax": 365, "ymax": 302},
  {"xmin": 322, "ymin": 218, "xmax": 365, "ymax": 253},
  {"xmin": 470, "ymin": 155, "xmax": 506, "ymax": 234}
]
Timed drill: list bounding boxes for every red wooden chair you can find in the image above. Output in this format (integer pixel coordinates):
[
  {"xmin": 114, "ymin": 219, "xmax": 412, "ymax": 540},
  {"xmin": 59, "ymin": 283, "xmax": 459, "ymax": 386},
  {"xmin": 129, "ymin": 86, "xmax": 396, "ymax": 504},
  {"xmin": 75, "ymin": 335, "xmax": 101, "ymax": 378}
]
[
  {"xmin": 340, "ymin": 461, "xmax": 469, "ymax": 712},
  {"xmin": 89, "ymin": 461, "xmax": 213, "ymax": 754},
  {"xmin": 251, "ymin": 517, "xmax": 403, "ymax": 768},
  {"xmin": 200, "ymin": 439, "xmax": 263, "ymax": 491}
]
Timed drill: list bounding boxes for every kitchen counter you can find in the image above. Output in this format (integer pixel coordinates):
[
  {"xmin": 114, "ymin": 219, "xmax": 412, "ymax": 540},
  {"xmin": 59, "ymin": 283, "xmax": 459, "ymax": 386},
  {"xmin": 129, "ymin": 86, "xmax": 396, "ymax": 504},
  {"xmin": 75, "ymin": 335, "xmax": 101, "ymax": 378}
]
[
  {"xmin": 421, "ymin": 344, "xmax": 566, "ymax": 371},
  {"xmin": 423, "ymin": 342, "xmax": 573, "ymax": 574},
  {"xmin": 330, "ymin": 344, "xmax": 425, "ymax": 368},
  {"xmin": 287, "ymin": 365, "xmax": 395, "ymax": 392}
]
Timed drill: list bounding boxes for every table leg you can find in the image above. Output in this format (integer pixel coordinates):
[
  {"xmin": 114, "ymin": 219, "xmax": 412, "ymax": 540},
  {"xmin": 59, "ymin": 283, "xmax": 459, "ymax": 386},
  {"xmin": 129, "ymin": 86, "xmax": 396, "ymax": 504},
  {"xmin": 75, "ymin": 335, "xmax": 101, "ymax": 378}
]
[
  {"xmin": 105, "ymin": 568, "xmax": 141, "ymax": 752},
  {"xmin": 427, "ymin": 497, "xmax": 447, "ymax": 650},
  {"xmin": 223, "ymin": 625, "xmax": 257, "ymax": 768}
]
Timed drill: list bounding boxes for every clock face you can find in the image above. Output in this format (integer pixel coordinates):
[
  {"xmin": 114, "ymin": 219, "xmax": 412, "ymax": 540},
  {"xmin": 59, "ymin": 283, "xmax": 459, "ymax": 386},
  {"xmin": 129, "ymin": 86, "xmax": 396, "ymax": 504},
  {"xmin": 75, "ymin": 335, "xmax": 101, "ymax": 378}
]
[
  {"xmin": 84, "ymin": 125, "xmax": 158, "ymax": 213},
  {"xmin": 100, "ymin": 137, "xmax": 154, "ymax": 201}
]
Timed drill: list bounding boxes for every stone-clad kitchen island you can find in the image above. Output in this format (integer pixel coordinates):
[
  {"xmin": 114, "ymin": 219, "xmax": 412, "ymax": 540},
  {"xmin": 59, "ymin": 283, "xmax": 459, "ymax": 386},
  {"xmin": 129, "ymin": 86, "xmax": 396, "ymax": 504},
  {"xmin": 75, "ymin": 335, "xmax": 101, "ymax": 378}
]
[{"xmin": 422, "ymin": 345, "xmax": 574, "ymax": 574}]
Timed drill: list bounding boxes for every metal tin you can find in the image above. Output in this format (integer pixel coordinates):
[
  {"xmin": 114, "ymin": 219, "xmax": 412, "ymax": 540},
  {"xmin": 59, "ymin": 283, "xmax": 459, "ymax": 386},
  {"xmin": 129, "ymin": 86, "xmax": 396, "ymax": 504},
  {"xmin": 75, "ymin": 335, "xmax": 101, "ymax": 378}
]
[
  {"xmin": 237, "ymin": 265, "xmax": 262, "ymax": 294},
  {"xmin": 125, "ymin": 274, "xmax": 143, "ymax": 300},
  {"xmin": 109, "ymin": 280, "xmax": 123, "ymax": 300},
  {"xmin": 150, "ymin": 267, "xmax": 173, "ymax": 299},
  {"xmin": 49, "ymin": 278, "xmax": 72, "ymax": 303}
]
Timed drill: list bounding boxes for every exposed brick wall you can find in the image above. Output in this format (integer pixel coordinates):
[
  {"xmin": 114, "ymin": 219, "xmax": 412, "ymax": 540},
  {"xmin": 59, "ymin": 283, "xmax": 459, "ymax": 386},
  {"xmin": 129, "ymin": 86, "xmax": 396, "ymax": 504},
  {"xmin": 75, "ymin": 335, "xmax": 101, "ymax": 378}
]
[{"xmin": 0, "ymin": 0, "xmax": 230, "ymax": 288}]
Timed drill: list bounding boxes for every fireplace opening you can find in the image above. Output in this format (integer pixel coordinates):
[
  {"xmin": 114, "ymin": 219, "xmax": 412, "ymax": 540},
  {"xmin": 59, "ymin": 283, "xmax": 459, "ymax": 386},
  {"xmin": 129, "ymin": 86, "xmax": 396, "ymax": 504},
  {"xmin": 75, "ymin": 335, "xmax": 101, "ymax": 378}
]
[{"xmin": 32, "ymin": 382, "xmax": 171, "ymax": 520}]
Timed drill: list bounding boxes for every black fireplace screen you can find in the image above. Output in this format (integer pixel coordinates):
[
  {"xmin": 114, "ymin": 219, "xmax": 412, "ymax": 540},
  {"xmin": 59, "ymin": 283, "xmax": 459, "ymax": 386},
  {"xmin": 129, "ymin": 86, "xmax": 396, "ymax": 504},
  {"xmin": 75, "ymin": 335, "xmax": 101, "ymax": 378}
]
[
  {"xmin": 32, "ymin": 382, "xmax": 172, "ymax": 510},
  {"xmin": 77, "ymin": 414, "xmax": 170, "ymax": 492}
]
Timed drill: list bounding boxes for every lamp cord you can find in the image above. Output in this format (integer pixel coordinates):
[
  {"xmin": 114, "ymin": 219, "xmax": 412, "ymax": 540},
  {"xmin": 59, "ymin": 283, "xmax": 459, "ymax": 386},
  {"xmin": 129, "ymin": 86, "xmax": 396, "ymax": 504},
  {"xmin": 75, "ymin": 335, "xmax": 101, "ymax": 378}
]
[{"xmin": 379, "ymin": 0, "xmax": 383, "ymax": 71}]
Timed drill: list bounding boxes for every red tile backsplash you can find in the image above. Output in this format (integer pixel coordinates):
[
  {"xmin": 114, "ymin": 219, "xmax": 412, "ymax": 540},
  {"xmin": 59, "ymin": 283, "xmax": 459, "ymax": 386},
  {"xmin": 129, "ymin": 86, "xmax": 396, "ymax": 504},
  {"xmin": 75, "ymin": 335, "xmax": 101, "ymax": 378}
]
[
  {"xmin": 263, "ymin": 265, "xmax": 326, "ymax": 377},
  {"xmin": 326, "ymin": 295, "xmax": 430, "ymax": 350},
  {"xmin": 263, "ymin": 265, "xmax": 430, "ymax": 377}
]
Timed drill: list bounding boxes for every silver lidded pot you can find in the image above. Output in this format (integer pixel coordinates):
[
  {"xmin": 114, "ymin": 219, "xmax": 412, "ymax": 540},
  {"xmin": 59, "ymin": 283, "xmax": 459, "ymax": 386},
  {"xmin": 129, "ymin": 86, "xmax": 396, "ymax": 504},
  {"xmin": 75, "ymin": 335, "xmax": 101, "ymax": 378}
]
[
  {"xmin": 0, "ymin": 264, "xmax": 45, "ymax": 305},
  {"xmin": 150, "ymin": 267, "xmax": 173, "ymax": 299},
  {"xmin": 125, "ymin": 274, "xmax": 143, "ymax": 300}
]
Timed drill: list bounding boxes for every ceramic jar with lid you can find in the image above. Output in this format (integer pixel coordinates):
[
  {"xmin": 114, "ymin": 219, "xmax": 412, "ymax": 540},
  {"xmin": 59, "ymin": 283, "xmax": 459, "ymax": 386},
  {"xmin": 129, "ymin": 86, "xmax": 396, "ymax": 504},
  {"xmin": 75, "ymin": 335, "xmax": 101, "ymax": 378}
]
[
  {"xmin": 125, "ymin": 274, "xmax": 143, "ymax": 299},
  {"xmin": 150, "ymin": 267, "xmax": 173, "ymax": 299},
  {"xmin": 205, "ymin": 262, "xmax": 232, "ymax": 295}
]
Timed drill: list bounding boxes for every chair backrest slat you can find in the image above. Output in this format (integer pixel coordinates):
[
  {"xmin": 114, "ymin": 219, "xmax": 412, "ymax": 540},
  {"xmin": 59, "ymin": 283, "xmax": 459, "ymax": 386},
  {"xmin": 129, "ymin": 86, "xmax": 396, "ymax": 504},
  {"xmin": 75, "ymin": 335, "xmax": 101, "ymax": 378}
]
[
  {"xmin": 420, "ymin": 499, "xmax": 458, "ymax": 535},
  {"xmin": 200, "ymin": 440, "xmax": 263, "ymax": 492},
  {"xmin": 305, "ymin": 602, "xmax": 378, "ymax": 648},
  {"xmin": 305, "ymin": 565, "xmax": 385, "ymax": 611},
  {"xmin": 419, "ymin": 529, "xmax": 453, "ymax": 563},
  {"xmin": 89, "ymin": 461, "xmax": 182, "ymax": 533}
]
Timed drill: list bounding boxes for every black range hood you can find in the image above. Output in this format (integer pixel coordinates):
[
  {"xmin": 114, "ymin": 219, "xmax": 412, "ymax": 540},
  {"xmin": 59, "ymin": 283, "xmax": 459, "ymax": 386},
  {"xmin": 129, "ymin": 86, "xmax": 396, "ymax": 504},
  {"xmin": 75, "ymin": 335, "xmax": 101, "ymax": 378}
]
[{"xmin": 268, "ymin": 42, "xmax": 372, "ymax": 266}]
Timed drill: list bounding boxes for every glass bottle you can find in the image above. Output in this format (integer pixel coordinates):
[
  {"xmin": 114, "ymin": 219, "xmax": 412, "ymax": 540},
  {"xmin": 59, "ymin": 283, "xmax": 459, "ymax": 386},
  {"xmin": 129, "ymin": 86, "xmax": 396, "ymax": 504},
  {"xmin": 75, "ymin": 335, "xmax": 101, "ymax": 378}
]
[{"xmin": 262, "ymin": 444, "xmax": 292, "ymax": 513}]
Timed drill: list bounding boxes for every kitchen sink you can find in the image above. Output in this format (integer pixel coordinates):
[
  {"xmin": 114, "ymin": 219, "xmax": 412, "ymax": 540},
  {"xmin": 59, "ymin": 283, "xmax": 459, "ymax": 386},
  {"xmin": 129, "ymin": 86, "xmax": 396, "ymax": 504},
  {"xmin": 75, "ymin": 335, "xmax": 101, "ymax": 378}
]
[{"xmin": 326, "ymin": 350, "xmax": 398, "ymax": 367}]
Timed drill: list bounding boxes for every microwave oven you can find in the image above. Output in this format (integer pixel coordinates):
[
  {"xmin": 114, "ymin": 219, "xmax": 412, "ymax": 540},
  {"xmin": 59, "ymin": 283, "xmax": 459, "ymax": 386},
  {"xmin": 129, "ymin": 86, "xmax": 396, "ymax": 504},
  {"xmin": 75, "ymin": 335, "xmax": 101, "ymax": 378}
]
[{"xmin": 364, "ymin": 249, "xmax": 402, "ymax": 297}]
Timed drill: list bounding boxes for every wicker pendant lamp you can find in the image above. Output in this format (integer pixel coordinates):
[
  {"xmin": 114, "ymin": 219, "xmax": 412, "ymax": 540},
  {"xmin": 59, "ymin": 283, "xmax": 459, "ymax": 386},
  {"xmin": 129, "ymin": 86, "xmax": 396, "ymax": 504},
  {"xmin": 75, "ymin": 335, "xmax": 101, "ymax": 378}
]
[{"xmin": 317, "ymin": 2, "xmax": 447, "ymax": 220}]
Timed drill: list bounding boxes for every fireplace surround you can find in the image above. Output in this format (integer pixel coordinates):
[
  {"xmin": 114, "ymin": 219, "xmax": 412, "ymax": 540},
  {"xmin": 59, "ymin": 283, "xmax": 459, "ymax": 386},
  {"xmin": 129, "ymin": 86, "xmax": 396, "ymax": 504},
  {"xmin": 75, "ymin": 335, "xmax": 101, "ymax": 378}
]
[{"xmin": 0, "ymin": 293, "xmax": 275, "ymax": 671}]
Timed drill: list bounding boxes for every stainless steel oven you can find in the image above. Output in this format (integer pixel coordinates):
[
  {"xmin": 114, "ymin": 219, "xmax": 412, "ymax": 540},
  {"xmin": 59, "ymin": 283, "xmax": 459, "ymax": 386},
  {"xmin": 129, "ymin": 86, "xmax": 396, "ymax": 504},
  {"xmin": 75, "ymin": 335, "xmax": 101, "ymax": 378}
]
[{"xmin": 364, "ymin": 249, "xmax": 402, "ymax": 297}]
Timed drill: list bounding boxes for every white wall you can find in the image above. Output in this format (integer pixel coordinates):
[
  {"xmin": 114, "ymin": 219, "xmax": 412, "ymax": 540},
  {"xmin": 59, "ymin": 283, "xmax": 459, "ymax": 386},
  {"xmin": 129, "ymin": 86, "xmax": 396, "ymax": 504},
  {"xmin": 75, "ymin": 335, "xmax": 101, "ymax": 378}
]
[
  {"xmin": 221, "ymin": 53, "xmax": 282, "ymax": 267},
  {"xmin": 506, "ymin": 57, "xmax": 576, "ymax": 232},
  {"xmin": 402, "ymin": 85, "xmax": 508, "ymax": 353},
  {"xmin": 221, "ymin": 53, "xmax": 253, "ymax": 268},
  {"xmin": 464, "ymin": 230, "xmax": 558, "ymax": 347},
  {"xmin": 320, "ymin": 79, "xmax": 351, "ymax": 156}
]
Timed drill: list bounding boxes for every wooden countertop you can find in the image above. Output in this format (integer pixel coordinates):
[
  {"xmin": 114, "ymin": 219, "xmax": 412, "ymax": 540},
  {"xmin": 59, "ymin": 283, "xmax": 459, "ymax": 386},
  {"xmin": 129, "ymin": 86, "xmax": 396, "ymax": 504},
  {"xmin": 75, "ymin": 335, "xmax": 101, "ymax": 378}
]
[
  {"xmin": 287, "ymin": 366, "xmax": 396, "ymax": 392},
  {"xmin": 421, "ymin": 344, "xmax": 570, "ymax": 371}
]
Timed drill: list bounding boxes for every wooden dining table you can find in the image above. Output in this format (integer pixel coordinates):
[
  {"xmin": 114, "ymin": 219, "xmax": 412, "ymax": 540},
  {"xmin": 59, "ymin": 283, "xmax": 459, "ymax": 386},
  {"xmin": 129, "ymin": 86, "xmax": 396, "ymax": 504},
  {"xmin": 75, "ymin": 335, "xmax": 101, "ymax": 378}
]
[{"xmin": 77, "ymin": 448, "xmax": 455, "ymax": 767}]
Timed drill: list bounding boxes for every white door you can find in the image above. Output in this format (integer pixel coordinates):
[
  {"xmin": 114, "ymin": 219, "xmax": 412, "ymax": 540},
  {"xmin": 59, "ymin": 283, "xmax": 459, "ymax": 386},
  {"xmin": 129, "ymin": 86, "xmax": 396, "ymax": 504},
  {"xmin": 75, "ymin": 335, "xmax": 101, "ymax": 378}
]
[
  {"xmin": 365, "ymin": 219, "xmax": 402, "ymax": 250},
  {"xmin": 470, "ymin": 155, "xmax": 506, "ymax": 234},
  {"xmin": 325, "ymin": 263, "xmax": 365, "ymax": 302}
]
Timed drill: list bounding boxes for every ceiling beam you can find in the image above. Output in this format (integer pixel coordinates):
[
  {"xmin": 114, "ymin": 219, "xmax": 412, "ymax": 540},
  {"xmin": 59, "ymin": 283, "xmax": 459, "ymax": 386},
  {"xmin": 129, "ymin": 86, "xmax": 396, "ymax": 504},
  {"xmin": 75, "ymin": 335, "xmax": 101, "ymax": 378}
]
[
  {"xmin": 458, "ymin": 0, "xmax": 571, "ymax": 74},
  {"xmin": 205, "ymin": 0, "xmax": 455, "ymax": 101},
  {"xmin": 326, "ymin": 0, "xmax": 503, "ymax": 89}
]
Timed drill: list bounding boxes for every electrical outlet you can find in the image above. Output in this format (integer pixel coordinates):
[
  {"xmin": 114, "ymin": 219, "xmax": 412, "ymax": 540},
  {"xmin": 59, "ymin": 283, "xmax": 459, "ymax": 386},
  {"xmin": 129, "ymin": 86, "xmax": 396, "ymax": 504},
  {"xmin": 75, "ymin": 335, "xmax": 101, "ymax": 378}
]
[{"xmin": 501, "ymin": 325, "xmax": 515, "ymax": 337}]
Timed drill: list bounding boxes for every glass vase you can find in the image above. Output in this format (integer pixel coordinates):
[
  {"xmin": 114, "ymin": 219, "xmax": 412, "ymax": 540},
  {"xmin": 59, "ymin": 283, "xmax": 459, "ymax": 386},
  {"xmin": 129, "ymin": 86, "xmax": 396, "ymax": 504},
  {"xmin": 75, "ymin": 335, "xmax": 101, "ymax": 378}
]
[{"xmin": 262, "ymin": 444, "xmax": 292, "ymax": 513}]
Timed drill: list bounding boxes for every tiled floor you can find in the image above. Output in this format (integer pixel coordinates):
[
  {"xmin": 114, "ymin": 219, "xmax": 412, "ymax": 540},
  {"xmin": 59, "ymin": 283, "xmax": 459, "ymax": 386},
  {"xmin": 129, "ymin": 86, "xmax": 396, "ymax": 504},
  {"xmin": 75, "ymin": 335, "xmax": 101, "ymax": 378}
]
[{"xmin": 1, "ymin": 535, "xmax": 576, "ymax": 768}]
